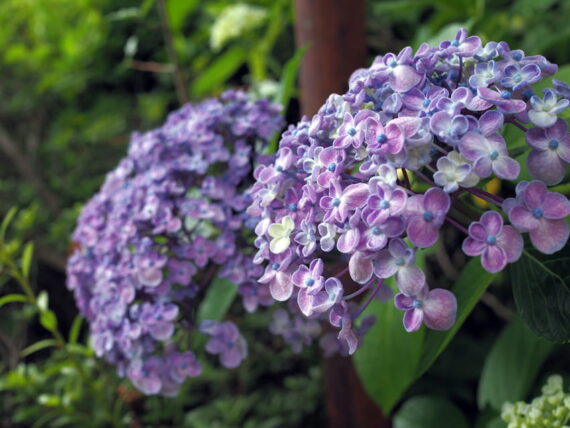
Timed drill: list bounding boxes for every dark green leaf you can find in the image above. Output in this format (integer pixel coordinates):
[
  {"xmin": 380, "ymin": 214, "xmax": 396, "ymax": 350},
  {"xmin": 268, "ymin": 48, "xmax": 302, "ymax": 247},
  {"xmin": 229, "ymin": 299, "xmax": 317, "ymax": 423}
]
[
  {"xmin": 417, "ymin": 258, "xmax": 496, "ymax": 376},
  {"xmin": 197, "ymin": 277, "xmax": 238, "ymax": 323},
  {"xmin": 166, "ymin": 0, "xmax": 199, "ymax": 32},
  {"xmin": 0, "ymin": 293, "xmax": 28, "ymax": 307},
  {"xmin": 393, "ymin": 396, "xmax": 469, "ymax": 428},
  {"xmin": 191, "ymin": 46, "xmax": 247, "ymax": 96},
  {"xmin": 353, "ymin": 282, "xmax": 425, "ymax": 415},
  {"xmin": 510, "ymin": 248, "xmax": 570, "ymax": 342},
  {"xmin": 478, "ymin": 316, "xmax": 554, "ymax": 410}
]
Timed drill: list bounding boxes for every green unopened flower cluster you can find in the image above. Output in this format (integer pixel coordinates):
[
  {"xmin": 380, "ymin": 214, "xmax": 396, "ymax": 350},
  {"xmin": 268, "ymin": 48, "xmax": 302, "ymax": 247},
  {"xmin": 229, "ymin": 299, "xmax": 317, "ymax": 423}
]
[
  {"xmin": 210, "ymin": 3, "xmax": 267, "ymax": 50},
  {"xmin": 502, "ymin": 375, "xmax": 570, "ymax": 427}
]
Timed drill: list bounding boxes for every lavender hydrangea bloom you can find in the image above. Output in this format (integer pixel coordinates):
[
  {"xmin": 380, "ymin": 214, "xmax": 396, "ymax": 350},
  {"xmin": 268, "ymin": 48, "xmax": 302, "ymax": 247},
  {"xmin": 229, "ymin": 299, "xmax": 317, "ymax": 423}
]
[
  {"xmin": 200, "ymin": 321, "xmax": 248, "ymax": 369},
  {"xmin": 247, "ymin": 28, "xmax": 570, "ymax": 351},
  {"xmin": 67, "ymin": 90, "xmax": 283, "ymax": 395},
  {"xmin": 462, "ymin": 211, "xmax": 523, "ymax": 273},
  {"xmin": 506, "ymin": 181, "xmax": 570, "ymax": 254},
  {"xmin": 394, "ymin": 280, "xmax": 457, "ymax": 332},
  {"xmin": 525, "ymin": 119, "xmax": 570, "ymax": 185}
]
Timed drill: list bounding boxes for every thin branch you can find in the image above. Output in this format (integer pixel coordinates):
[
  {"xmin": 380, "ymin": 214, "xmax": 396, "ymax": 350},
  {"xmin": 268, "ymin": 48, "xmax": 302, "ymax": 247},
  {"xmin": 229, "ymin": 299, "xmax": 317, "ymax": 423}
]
[
  {"xmin": 129, "ymin": 60, "xmax": 176, "ymax": 73},
  {"xmin": 157, "ymin": 0, "xmax": 188, "ymax": 105},
  {"xmin": 480, "ymin": 292, "xmax": 514, "ymax": 321},
  {"xmin": 0, "ymin": 125, "xmax": 60, "ymax": 213}
]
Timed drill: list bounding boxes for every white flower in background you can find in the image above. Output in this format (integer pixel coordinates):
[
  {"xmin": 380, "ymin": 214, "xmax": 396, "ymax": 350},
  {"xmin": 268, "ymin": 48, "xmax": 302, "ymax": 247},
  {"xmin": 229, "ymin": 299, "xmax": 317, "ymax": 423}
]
[{"xmin": 210, "ymin": 3, "xmax": 267, "ymax": 51}]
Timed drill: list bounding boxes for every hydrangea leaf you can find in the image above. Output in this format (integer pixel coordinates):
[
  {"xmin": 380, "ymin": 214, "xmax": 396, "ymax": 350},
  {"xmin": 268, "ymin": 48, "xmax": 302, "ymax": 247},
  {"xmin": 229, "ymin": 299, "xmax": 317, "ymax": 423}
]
[
  {"xmin": 416, "ymin": 258, "xmax": 496, "ymax": 376},
  {"xmin": 510, "ymin": 247, "xmax": 570, "ymax": 342},
  {"xmin": 478, "ymin": 316, "xmax": 554, "ymax": 411},
  {"xmin": 196, "ymin": 277, "xmax": 238, "ymax": 324},
  {"xmin": 393, "ymin": 396, "xmax": 469, "ymax": 428}
]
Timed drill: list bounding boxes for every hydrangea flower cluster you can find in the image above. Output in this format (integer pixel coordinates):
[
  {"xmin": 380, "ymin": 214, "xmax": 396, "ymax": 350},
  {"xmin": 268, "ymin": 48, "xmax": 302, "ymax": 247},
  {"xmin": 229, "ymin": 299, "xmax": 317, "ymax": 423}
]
[
  {"xmin": 66, "ymin": 90, "xmax": 283, "ymax": 395},
  {"xmin": 502, "ymin": 375, "xmax": 570, "ymax": 428},
  {"xmin": 247, "ymin": 29, "xmax": 570, "ymax": 351}
]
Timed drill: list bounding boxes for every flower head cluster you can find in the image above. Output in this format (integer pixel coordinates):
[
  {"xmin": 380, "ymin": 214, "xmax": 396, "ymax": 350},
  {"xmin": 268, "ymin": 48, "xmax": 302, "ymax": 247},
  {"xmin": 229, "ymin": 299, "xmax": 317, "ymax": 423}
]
[
  {"xmin": 502, "ymin": 375, "xmax": 570, "ymax": 428},
  {"xmin": 67, "ymin": 90, "xmax": 283, "ymax": 395},
  {"xmin": 248, "ymin": 29, "xmax": 570, "ymax": 349}
]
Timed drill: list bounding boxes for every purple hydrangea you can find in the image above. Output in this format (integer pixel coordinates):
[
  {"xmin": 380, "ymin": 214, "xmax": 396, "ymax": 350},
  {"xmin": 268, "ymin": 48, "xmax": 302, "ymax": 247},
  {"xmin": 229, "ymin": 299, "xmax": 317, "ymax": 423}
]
[
  {"xmin": 247, "ymin": 29, "xmax": 569, "ymax": 351},
  {"xmin": 67, "ymin": 90, "xmax": 283, "ymax": 395}
]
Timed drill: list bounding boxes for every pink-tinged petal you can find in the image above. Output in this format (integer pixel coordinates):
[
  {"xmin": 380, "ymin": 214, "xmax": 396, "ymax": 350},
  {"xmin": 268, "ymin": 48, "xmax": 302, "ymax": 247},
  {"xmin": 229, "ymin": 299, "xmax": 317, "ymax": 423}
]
[
  {"xmin": 457, "ymin": 35, "xmax": 481, "ymax": 56},
  {"xmin": 462, "ymin": 237, "xmax": 487, "ymax": 256},
  {"xmin": 407, "ymin": 217, "xmax": 439, "ymax": 248},
  {"xmin": 390, "ymin": 188, "xmax": 408, "ymax": 212},
  {"xmin": 405, "ymin": 194, "xmax": 425, "ymax": 216},
  {"xmin": 492, "ymin": 156, "xmax": 520, "ymax": 180},
  {"xmin": 343, "ymin": 183, "xmax": 370, "ymax": 208},
  {"xmin": 468, "ymin": 222, "xmax": 488, "ymax": 241},
  {"xmin": 481, "ymin": 211, "xmax": 503, "ymax": 235},
  {"xmin": 297, "ymin": 288, "xmax": 314, "ymax": 316},
  {"xmin": 497, "ymin": 226, "xmax": 523, "ymax": 263},
  {"xmin": 354, "ymin": 109, "xmax": 378, "ymax": 124},
  {"xmin": 468, "ymin": 96, "xmax": 493, "ymax": 111},
  {"xmin": 523, "ymin": 181, "xmax": 547, "ymax": 209},
  {"xmin": 527, "ymin": 149, "xmax": 566, "ymax": 186},
  {"xmin": 542, "ymin": 192, "xmax": 570, "ymax": 219},
  {"xmin": 373, "ymin": 249, "xmax": 399, "ymax": 278},
  {"xmin": 423, "ymin": 289, "xmax": 457, "ymax": 331},
  {"xmin": 269, "ymin": 271, "xmax": 293, "ymax": 301},
  {"xmin": 397, "ymin": 265, "xmax": 426, "ymax": 296},
  {"xmin": 424, "ymin": 187, "xmax": 451, "ymax": 214},
  {"xmin": 394, "ymin": 293, "xmax": 414, "ymax": 310},
  {"xmin": 482, "ymin": 245, "xmax": 507, "ymax": 273},
  {"xmin": 390, "ymin": 65, "xmax": 422, "ymax": 92},
  {"xmin": 337, "ymin": 228, "xmax": 360, "ymax": 254},
  {"xmin": 529, "ymin": 218, "xmax": 569, "ymax": 254},
  {"xmin": 509, "ymin": 206, "xmax": 540, "ymax": 231},
  {"xmin": 349, "ymin": 251, "xmax": 374, "ymax": 284},
  {"xmin": 403, "ymin": 308, "xmax": 424, "ymax": 332},
  {"xmin": 391, "ymin": 116, "xmax": 422, "ymax": 137},
  {"xmin": 479, "ymin": 110, "xmax": 504, "ymax": 136},
  {"xmin": 402, "ymin": 88, "xmax": 426, "ymax": 110},
  {"xmin": 525, "ymin": 127, "xmax": 548, "ymax": 150},
  {"xmin": 383, "ymin": 216, "xmax": 405, "ymax": 237}
]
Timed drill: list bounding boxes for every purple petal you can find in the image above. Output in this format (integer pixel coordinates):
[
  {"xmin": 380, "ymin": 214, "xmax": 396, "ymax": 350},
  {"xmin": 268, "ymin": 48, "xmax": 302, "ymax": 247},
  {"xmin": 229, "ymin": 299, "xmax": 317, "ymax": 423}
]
[
  {"xmin": 479, "ymin": 110, "xmax": 504, "ymax": 135},
  {"xmin": 390, "ymin": 65, "xmax": 422, "ymax": 92},
  {"xmin": 497, "ymin": 226, "xmax": 523, "ymax": 263},
  {"xmin": 396, "ymin": 265, "xmax": 426, "ymax": 296},
  {"xmin": 481, "ymin": 211, "xmax": 503, "ymax": 236},
  {"xmin": 337, "ymin": 228, "xmax": 360, "ymax": 254},
  {"xmin": 542, "ymin": 192, "xmax": 570, "ymax": 219},
  {"xmin": 343, "ymin": 183, "xmax": 370, "ymax": 208},
  {"xmin": 297, "ymin": 288, "xmax": 314, "ymax": 316},
  {"xmin": 394, "ymin": 293, "xmax": 414, "ymax": 310},
  {"xmin": 423, "ymin": 188, "xmax": 451, "ymax": 214},
  {"xmin": 492, "ymin": 156, "xmax": 520, "ymax": 180},
  {"xmin": 482, "ymin": 245, "xmax": 507, "ymax": 273},
  {"xmin": 509, "ymin": 206, "xmax": 540, "ymax": 231},
  {"xmin": 407, "ymin": 217, "xmax": 439, "ymax": 248},
  {"xmin": 462, "ymin": 237, "xmax": 487, "ymax": 256},
  {"xmin": 423, "ymin": 289, "xmax": 457, "ymax": 331},
  {"xmin": 291, "ymin": 265, "xmax": 309, "ymax": 287},
  {"xmin": 403, "ymin": 308, "xmax": 424, "ymax": 332},
  {"xmin": 523, "ymin": 181, "xmax": 547, "ymax": 209},
  {"xmin": 527, "ymin": 149, "xmax": 566, "ymax": 185},
  {"xmin": 529, "ymin": 218, "xmax": 569, "ymax": 254},
  {"xmin": 373, "ymin": 249, "xmax": 399, "ymax": 278}
]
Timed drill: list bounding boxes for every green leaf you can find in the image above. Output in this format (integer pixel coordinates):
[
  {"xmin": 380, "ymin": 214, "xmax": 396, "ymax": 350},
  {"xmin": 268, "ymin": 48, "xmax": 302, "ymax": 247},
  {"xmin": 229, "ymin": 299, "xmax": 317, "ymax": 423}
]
[
  {"xmin": 0, "ymin": 293, "xmax": 28, "ymax": 307},
  {"xmin": 353, "ymin": 281, "xmax": 425, "ymax": 415},
  {"xmin": 166, "ymin": 0, "xmax": 199, "ymax": 32},
  {"xmin": 275, "ymin": 45, "xmax": 307, "ymax": 110},
  {"xmin": 417, "ymin": 258, "xmax": 496, "ymax": 376},
  {"xmin": 0, "ymin": 207, "xmax": 17, "ymax": 242},
  {"xmin": 39, "ymin": 310, "xmax": 58, "ymax": 333},
  {"xmin": 68, "ymin": 316, "xmax": 83, "ymax": 345},
  {"xmin": 196, "ymin": 277, "xmax": 238, "ymax": 323},
  {"xmin": 393, "ymin": 396, "xmax": 469, "ymax": 428},
  {"xmin": 510, "ymin": 248, "xmax": 570, "ymax": 342},
  {"xmin": 21, "ymin": 242, "xmax": 34, "ymax": 278},
  {"xmin": 21, "ymin": 339, "xmax": 57, "ymax": 357},
  {"xmin": 478, "ymin": 316, "xmax": 554, "ymax": 411},
  {"xmin": 191, "ymin": 46, "xmax": 247, "ymax": 96}
]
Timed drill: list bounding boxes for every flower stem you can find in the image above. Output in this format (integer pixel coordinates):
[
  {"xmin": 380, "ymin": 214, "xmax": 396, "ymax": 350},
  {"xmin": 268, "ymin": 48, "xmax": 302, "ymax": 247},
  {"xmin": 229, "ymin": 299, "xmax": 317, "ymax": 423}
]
[
  {"xmin": 351, "ymin": 279, "xmax": 384, "ymax": 320},
  {"xmin": 445, "ymin": 215, "xmax": 469, "ymax": 235},
  {"xmin": 462, "ymin": 186, "xmax": 504, "ymax": 205},
  {"xmin": 343, "ymin": 281, "xmax": 372, "ymax": 301}
]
